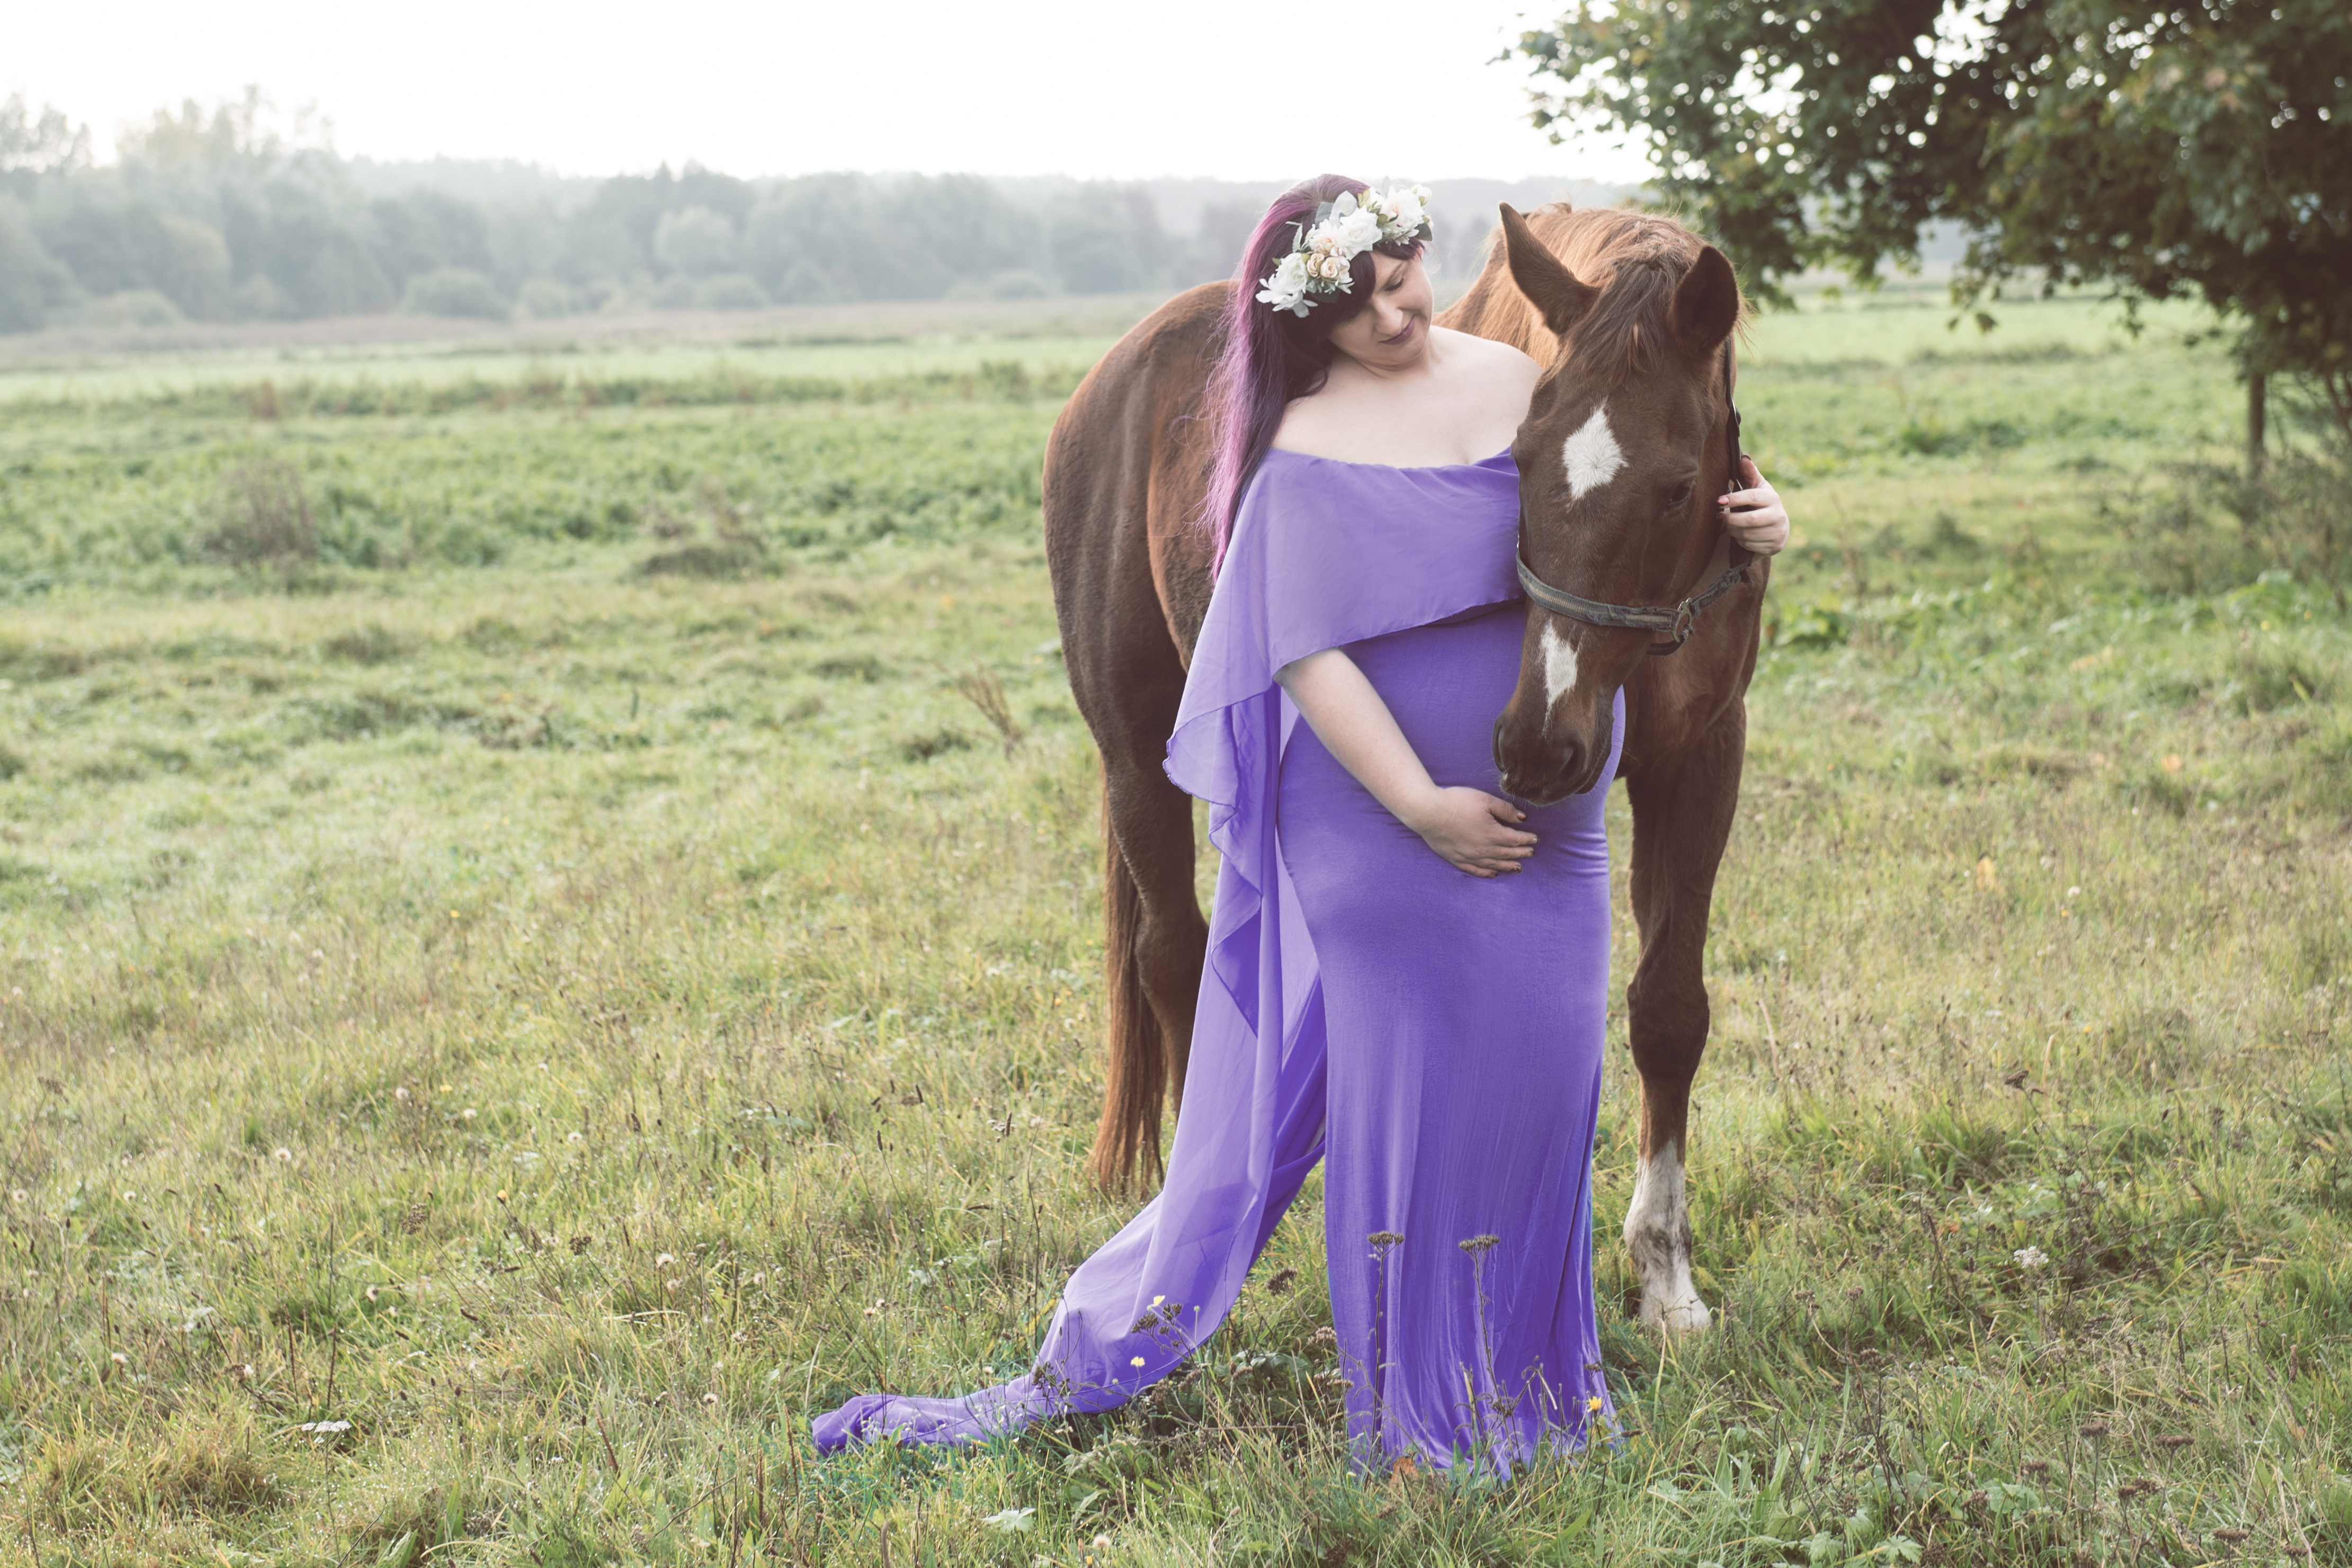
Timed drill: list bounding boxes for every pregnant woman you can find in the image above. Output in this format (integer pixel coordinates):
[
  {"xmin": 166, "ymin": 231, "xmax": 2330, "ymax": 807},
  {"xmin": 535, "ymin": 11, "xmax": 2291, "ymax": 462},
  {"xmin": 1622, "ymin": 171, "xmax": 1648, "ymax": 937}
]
[{"xmin": 817, "ymin": 176, "xmax": 1789, "ymax": 1471}]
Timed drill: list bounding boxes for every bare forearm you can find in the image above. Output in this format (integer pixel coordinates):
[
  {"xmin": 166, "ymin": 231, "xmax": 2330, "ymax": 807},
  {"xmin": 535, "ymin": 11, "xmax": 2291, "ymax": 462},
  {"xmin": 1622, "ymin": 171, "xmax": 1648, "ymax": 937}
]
[
  {"xmin": 1275, "ymin": 649, "xmax": 1438, "ymax": 827},
  {"xmin": 1276, "ymin": 648, "xmax": 1538, "ymax": 877}
]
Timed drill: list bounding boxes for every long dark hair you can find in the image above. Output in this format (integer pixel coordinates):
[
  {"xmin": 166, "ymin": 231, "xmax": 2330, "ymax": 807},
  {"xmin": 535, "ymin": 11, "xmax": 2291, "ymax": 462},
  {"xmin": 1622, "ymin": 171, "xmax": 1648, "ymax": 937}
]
[{"xmin": 1199, "ymin": 174, "xmax": 1427, "ymax": 572}]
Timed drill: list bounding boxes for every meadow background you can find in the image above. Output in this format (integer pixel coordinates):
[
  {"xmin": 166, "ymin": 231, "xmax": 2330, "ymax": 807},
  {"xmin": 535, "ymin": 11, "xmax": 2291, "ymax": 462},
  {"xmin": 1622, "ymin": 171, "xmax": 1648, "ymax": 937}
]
[{"xmin": 0, "ymin": 278, "xmax": 2348, "ymax": 1566}]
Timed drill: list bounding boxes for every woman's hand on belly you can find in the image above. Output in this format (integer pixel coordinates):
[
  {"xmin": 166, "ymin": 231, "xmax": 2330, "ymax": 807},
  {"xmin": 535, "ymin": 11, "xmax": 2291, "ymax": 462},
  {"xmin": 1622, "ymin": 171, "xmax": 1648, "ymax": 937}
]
[
  {"xmin": 1277, "ymin": 647, "xmax": 1538, "ymax": 877},
  {"xmin": 1396, "ymin": 785, "xmax": 1539, "ymax": 877}
]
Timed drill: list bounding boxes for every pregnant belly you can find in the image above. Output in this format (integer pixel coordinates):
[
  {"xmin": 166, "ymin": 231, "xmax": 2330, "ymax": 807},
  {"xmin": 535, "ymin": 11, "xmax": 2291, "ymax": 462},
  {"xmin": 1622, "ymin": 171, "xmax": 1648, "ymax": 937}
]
[{"xmin": 1340, "ymin": 602, "xmax": 1528, "ymax": 794}]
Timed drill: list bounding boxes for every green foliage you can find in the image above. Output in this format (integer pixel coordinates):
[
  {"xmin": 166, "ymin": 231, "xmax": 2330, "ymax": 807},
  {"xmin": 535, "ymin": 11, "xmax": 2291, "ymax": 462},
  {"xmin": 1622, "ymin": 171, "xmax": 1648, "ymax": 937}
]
[
  {"xmin": 398, "ymin": 266, "xmax": 507, "ymax": 319},
  {"xmin": 0, "ymin": 96, "xmax": 1214, "ymax": 334},
  {"xmin": 1514, "ymin": 1, "xmax": 2352, "ymax": 435}
]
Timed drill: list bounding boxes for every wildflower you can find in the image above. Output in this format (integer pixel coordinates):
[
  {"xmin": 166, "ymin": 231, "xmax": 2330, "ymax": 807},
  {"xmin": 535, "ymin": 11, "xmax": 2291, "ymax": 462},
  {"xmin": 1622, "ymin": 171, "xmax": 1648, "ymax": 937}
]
[
  {"xmin": 1130, "ymin": 1356, "xmax": 1146, "ymax": 1368},
  {"xmin": 120, "ymin": 1191, "xmax": 135, "ymax": 1202},
  {"xmin": 365, "ymin": 1285, "xmax": 379, "ymax": 1302},
  {"xmin": 7, "ymin": 1191, "xmax": 21, "ymax": 1203},
  {"xmin": 2013, "ymin": 1246, "xmax": 2049, "ymax": 1269},
  {"xmin": 2161, "ymin": 755, "xmax": 2184, "ymax": 773},
  {"xmin": 1587, "ymin": 1396, "xmax": 1604, "ymax": 1412},
  {"xmin": 110, "ymin": 1351, "xmax": 127, "ymax": 1365},
  {"xmin": 702, "ymin": 1392, "xmax": 719, "ymax": 1406},
  {"xmin": 395, "ymin": 1087, "xmax": 410, "ymax": 1101},
  {"xmin": 566, "ymin": 1131, "xmax": 583, "ymax": 1144},
  {"xmin": 980, "ymin": 1507, "xmax": 1035, "ymax": 1534},
  {"xmin": 656, "ymin": 1253, "xmax": 675, "ymax": 1267},
  {"xmin": 461, "ymin": 1108, "xmax": 477, "ymax": 1121},
  {"xmin": 273, "ymin": 1148, "xmax": 292, "ymax": 1163}
]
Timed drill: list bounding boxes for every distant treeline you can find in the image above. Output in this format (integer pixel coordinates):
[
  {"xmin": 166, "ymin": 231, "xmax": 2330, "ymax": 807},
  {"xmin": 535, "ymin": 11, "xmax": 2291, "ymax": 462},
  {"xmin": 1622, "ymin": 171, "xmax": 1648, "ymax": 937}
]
[{"xmin": 0, "ymin": 93, "xmax": 1291, "ymax": 335}]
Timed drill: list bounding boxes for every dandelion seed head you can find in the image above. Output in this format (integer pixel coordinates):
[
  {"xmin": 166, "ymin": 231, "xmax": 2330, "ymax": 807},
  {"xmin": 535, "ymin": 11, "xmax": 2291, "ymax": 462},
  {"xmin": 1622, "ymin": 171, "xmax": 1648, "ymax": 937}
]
[
  {"xmin": 273, "ymin": 1148, "xmax": 292, "ymax": 1162},
  {"xmin": 395, "ymin": 1087, "xmax": 410, "ymax": 1101},
  {"xmin": 656, "ymin": 1253, "xmax": 675, "ymax": 1267}
]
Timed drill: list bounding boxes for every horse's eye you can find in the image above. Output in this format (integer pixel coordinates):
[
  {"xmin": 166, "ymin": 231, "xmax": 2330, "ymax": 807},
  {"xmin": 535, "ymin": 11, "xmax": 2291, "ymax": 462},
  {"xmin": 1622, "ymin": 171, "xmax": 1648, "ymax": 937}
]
[{"xmin": 1665, "ymin": 482, "xmax": 1695, "ymax": 511}]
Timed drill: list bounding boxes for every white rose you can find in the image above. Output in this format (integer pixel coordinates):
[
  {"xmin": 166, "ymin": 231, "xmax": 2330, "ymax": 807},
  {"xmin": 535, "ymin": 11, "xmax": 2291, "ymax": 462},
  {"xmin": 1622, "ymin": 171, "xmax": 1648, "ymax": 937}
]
[
  {"xmin": 1333, "ymin": 209, "xmax": 1383, "ymax": 252},
  {"xmin": 1255, "ymin": 253, "xmax": 1314, "ymax": 315}
]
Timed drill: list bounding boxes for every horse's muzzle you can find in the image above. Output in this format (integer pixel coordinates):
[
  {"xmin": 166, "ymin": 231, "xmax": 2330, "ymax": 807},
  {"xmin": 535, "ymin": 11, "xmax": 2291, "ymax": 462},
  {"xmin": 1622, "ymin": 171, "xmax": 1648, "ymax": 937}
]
[{"xmin": 1492, "ymin": 699, "xmax": 1613, "ymax": 807}]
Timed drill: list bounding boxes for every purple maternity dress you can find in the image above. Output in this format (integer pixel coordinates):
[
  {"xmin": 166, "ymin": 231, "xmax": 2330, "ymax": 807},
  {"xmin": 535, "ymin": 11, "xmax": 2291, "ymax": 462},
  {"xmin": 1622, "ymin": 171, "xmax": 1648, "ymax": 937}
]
[{"xmin": 815, "ymin": 447, "xmax": 1620, "ymax": 1470}]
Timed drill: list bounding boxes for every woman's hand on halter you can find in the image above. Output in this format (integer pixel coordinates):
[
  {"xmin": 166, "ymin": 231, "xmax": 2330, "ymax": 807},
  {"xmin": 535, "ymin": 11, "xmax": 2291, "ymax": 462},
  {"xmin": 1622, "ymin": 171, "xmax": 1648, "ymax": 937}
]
[
  {"xmin": 1399, "ymin": 787, "xmax": 1539, "ymax": 878},
  {"xmin": 1719, "ymin": 456, "xmax": 1789, "ymax": 555}
]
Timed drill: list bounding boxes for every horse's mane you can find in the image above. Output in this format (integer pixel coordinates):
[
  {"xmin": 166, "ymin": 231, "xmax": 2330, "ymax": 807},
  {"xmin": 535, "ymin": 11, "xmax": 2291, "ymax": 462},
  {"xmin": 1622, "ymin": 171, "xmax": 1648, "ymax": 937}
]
[{"xmin": 1440, "ymin": 204, "xmax": 1742, "ymax": 381}]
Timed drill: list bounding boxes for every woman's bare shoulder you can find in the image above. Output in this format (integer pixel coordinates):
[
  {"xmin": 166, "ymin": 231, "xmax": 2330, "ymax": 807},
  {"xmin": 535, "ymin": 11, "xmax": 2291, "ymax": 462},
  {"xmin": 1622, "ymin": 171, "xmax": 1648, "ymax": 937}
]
[{"xmin": 1434, "ymin": 326, "xmax": 1541, "ymax": 386}]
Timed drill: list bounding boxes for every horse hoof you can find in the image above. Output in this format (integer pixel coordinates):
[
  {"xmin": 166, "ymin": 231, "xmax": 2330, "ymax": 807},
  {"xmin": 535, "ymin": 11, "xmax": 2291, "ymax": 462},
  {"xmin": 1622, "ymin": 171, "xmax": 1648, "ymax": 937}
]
[{"xmin": 1639, "ymin": 1294, "xmax": 1713, "ymax": 1335}]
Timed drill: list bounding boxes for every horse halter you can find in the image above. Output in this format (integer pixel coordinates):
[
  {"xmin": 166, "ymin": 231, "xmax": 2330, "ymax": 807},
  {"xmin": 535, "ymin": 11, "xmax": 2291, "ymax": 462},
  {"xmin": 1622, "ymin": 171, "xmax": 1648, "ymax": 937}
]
[{"xmin": 1515, "ymin": 341, "xmax": 1754, "ymax": 657}]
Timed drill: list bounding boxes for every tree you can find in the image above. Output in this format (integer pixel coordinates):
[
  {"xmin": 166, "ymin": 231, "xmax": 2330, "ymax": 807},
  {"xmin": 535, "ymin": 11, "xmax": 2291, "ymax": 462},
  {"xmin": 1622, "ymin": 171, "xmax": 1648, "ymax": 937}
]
[{"xmin": 1514, "ymin": 0, "xmax": 2352, "ymax": 442}]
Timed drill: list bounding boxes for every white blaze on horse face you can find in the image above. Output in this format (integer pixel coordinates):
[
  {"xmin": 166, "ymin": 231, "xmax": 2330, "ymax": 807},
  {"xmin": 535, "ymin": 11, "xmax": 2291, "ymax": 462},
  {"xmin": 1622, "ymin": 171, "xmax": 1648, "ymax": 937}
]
[
  {"xmin": 1540, "ymin": 619, "xmax": 1579, "ymax": 710},
  {"xmin": 1560, "ymin": 404, "xmax": 1625, "ymax": 502},
  {"xmin": 1623, "ymin": 1138, "xmax": 1712, "ymax": 1334}
]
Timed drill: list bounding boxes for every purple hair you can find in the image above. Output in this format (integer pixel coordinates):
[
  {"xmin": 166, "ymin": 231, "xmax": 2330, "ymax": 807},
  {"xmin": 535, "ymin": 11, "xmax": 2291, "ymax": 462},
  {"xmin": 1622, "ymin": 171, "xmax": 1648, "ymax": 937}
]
[{"xmin": 1199, "ymin": 174, "xmax": 1427, "ymax": 572}]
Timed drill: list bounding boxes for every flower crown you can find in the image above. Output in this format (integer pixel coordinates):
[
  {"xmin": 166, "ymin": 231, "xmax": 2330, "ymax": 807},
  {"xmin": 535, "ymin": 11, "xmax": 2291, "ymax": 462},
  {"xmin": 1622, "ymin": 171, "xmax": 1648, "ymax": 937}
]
[{"xmin": 1254, "ymin": 185, "xmax": 1434, "ymax": 318}]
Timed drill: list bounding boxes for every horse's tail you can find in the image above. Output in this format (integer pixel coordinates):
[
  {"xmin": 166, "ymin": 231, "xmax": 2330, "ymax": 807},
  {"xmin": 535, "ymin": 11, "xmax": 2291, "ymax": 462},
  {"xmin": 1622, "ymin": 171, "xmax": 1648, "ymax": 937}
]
[{"xmin": 1087, "ymin": 786, "xmax": 1166, "ymax": 1193}]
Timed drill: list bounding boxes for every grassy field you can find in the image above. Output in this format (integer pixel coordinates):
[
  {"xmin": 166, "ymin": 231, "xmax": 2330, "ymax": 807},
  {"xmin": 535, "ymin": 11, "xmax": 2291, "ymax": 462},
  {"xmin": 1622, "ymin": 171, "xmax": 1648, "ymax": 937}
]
[{"xmin": 0, "ymin": 289, "xmax": 2347, "ymax": 1566}]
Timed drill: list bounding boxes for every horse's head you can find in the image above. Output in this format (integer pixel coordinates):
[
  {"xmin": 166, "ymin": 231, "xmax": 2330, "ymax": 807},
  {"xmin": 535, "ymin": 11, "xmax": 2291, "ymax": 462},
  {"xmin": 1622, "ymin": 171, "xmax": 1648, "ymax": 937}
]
[{"xmin": 1488, "ymin": 205, "xmax": 1743, "ymax": 804}]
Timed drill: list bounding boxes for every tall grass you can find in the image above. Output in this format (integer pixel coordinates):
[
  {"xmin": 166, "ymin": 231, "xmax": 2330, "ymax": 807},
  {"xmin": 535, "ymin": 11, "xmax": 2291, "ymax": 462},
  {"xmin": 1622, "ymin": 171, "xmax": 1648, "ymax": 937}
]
[{"xmin": 0, "ymin": 302, "xmax": 2344, "ymax": 1564}]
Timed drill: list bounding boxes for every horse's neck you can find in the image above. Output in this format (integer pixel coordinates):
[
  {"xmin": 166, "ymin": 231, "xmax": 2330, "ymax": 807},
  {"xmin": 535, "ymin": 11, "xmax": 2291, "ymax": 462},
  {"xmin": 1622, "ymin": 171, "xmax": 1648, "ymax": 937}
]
[{"xmin": 1437, "ymin": 263, "xmax": 1560, "ymax": 363}]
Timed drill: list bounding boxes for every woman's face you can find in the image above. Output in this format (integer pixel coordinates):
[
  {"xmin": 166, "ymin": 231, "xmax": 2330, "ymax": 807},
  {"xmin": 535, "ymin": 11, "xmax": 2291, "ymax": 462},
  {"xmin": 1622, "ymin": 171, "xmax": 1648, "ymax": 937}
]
[{"xmin": 1323, "ymin": 250, "xmax": 1435, "ymax": 373}]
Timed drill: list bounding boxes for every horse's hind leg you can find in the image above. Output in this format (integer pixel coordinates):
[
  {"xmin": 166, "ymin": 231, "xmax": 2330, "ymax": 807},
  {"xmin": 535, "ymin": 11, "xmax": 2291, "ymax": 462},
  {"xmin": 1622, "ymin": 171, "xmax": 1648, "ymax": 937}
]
[
  {"xmin": 1620, "ymin": 702, "xmax": 1747, "ymax": 1333},
  {"xmin": 1089, "ymin": 746, "xmax": 1209, "ymax": 1191}
]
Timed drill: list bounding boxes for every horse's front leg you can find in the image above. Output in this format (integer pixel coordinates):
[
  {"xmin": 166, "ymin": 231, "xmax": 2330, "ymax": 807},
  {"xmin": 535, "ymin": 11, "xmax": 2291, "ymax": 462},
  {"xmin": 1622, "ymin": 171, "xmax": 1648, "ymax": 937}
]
[{"xmin": 1618, "ymin": 698, "xmax": 1746, "ymax": 1333}]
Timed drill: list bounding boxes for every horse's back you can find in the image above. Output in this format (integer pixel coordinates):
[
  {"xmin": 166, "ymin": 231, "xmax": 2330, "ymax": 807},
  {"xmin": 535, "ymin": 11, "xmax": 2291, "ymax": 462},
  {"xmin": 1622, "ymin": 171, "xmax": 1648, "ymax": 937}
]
[{"xmin": 1043, "ymin": 282, "xmax": 1228, "ymax": 716}]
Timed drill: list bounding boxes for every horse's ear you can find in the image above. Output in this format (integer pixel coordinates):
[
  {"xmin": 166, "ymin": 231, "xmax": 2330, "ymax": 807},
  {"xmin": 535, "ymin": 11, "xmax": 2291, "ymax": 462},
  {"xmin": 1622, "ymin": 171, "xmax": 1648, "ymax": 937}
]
[
  {"xmin": 1670, "ymin": 245, "xmax": 1741, "ymax": 358},
  {"xmin": 1498, "ymin": 204, "xmax": 1598, "ymax": 340}
]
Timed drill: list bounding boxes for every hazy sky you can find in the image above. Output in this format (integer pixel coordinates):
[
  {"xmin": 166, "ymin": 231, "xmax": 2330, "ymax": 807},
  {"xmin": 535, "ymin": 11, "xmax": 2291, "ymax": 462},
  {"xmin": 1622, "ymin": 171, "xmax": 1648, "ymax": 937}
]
[{"xmin": 13, "ymin": 0, "xmax": 1649, "ymax": 184}]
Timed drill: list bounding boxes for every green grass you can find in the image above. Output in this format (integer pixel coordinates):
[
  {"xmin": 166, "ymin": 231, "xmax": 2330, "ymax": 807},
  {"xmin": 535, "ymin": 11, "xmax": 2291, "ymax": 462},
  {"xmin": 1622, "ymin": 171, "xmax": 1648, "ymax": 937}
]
[{"xmin": 0, "ymin": 300, "xmax": 2346, "ymax": 1566}]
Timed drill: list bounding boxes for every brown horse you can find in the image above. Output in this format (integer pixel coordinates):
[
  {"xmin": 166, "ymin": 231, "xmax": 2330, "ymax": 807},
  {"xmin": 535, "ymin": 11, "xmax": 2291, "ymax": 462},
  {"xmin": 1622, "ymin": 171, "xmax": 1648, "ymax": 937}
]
[{"xmin": 1040, "ymin": 201, "xmax": 1767, "ymax": 1332}]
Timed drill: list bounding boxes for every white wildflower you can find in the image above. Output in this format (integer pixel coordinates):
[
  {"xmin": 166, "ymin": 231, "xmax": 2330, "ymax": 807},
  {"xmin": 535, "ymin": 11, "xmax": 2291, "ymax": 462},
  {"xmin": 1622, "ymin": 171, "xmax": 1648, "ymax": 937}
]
[{"xmin": 2014, "ymin": 1245, "xmax": 2049, "ymax": 1269}]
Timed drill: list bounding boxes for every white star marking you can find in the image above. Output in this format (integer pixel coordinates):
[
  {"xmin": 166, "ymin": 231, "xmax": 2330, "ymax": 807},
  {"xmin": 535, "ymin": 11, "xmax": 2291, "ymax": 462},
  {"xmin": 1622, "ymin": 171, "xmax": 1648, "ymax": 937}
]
[{"xmin": 1560, "ymin": 405, "xmax": 1624, "ymax": 501}]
